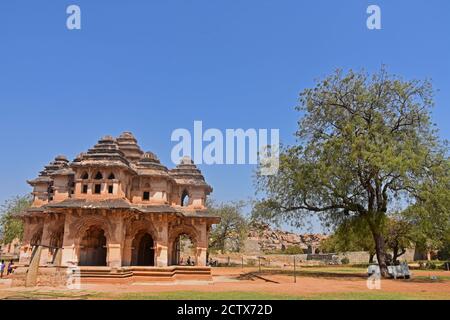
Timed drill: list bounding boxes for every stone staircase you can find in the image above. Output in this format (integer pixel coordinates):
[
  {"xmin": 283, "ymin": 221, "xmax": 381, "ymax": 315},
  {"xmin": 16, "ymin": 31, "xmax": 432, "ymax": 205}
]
[{"xmin": 76, "ymin": 266, "xmax": 213, "ymax": 283}]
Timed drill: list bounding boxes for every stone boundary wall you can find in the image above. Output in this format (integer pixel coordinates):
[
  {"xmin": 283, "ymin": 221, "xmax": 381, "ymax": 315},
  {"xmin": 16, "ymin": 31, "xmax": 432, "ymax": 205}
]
[
  {"xmin": 12, "ymin": 266, "xmax": 72, "ymax": 287},
  {"xmin": 212, "ymin": 249, "xmax": 416, "ymax": 267}
]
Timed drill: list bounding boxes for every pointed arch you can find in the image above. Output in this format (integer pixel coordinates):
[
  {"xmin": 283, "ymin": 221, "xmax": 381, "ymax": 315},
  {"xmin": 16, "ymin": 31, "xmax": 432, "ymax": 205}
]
[
  {"xmin": 181, "ymin": 189, "xmax": 190, "ymax": 207},
  {"xmin": 94, "ymin": 172, "xmax": 103, "ymax": 180}
]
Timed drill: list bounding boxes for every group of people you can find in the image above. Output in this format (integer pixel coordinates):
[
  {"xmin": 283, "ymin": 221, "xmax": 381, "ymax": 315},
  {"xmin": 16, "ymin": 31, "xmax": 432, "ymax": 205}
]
[
  {"xmin": 0, "ymin": 260, "xmax": 14, "ymax": 278},
  {"xmin": 177, "ymin": 257, "xmax": 218, "ymax": 267},
  {"xmin": 179, "ymin": 256, "xmax": 196, "ymax": 266},
  {"xmin": 208, "ymin": 258, "xmax": 218, "ymax": 267}
]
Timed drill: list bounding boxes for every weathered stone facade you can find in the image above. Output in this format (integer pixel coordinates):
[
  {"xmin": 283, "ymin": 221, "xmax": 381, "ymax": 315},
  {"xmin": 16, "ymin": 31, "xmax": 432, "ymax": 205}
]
[{"xmin": 17, "ymin": 132, "xmax": 219, "ymax": 278}]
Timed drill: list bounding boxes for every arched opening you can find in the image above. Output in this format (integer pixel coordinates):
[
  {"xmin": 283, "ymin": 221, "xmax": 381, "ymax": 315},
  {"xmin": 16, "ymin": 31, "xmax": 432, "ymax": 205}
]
[
  {"xmin": 49, "ymin": 228, "xmax": 64, "ymax": 265},
  {"xmin": 94, "ymin": 172, "xmax": 103, "ymax": 180},
  {"xmin": 131, "ymin": 231, "xmax": 155, "ymax": 266},
  {"xmin": 171, "ymin": 233, "xmax": 197, "ymax": 266},
  {"xmin": 79, "ymin": 226, "xmax": 107, "ymax": 266},
  {"xmin": 31, "ymin": 228, "xmax": 43, "ymax": 247},
  {"xmin": 28, "ymin": 228, "xmax": 43, "ymax": 260},
  {"xmin": 108, "ymin": 173, "xmax": 115, "ymax": 180},
  {"xmin": 181, "ymin": 190, "xmax": 190, "ymax": 207},
  {"xmin": 81, "ymin": 172, "xmax": 89, "ymax": 180}
]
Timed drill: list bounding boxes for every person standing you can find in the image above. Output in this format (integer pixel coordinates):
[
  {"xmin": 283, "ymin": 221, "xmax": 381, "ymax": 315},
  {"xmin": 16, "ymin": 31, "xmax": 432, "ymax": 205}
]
[
  {"xmin": 0, "ymin": 260, "xmax": 5, "ymax": 278},
  {"xmin": 7, "ymin": 261, "xmax": 14, "ymax": 275}
]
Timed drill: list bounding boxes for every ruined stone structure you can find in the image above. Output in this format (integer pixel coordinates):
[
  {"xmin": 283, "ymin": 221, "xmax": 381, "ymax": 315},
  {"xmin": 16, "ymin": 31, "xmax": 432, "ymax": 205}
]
[{"xmin": 15, "ymin": 133, "xmax": 219, "ymax": 285}]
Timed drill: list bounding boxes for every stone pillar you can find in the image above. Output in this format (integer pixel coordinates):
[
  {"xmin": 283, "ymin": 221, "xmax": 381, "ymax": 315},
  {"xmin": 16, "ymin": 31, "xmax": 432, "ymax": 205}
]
[
  {"xmin": 108, "ymin": 244, "xmax": 122, "ymax": 268},
  {"xmin": 195, "ymin": 221, "xmax": 208, "ymax": 266},
  {"xmin": 26, "ymin": 246, "xmax": 43, "ymax": 287},
  {"xmin": 61, "ymin": 213, "xmax": 78, "ymax": 267},
  {"xmin": 157, "ymin": 244, "xmax": 169, "ymax": 267},
  {"xmin": 61, "ymin": 244, "xmax": 78, "ymax": 267},
  {"xmin": 122, "ymin": 238, "xmax": 133, "ymax": 266},
  {"xmin": 39, "ymin": 223, "xmax": 51, "ymax": 266},
  {"xmin": 156, "ymin": 222, "xmax": 169, "ymax": 267},
  {"xmin": 197, "ymin": 247, "xmax": 208, "ymax": 266}
]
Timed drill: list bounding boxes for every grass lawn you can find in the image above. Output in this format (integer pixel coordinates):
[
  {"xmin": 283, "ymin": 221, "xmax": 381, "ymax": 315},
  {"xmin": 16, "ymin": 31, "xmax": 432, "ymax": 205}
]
[
  {"xmin": 1, "ymin": 290, "xmax": 448, "ymax": 300},
  {"xmin": 105, "ymin": 291, "xmax": 450, "ymax": 300},
  {"xmin": 257, "ymin": 267, "xmax": 368, "ymax": 279}
]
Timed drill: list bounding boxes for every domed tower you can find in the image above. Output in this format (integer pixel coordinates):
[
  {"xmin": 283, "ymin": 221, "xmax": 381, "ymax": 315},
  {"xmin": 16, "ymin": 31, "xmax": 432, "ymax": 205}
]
[
  {"xmin": 131, "ymin": 152, "xmax": 173, "ymax": 204},
  {"xmin": 28, "ymin": 155, "xmax": 71, "ymax": 206},
  {"xmin": 71, "ymin": 135, "xmax": 134, "ymax": 199},
  {"xmin": 116, "ymin": 132, "xmax": 144, "ymax": 164},
  {"xmin": 169, "ymin": 156, "xmax": 212, "ymax": 209}
]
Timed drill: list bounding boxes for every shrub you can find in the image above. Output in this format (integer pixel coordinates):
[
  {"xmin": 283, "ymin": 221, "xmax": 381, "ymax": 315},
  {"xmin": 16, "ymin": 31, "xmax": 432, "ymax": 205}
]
[
  {"xmin": 283, "ymin": 246, "xmax": 305, "ymax": 255},
  {"xmin": 426, "ymin": 261, "xmax": 437, "ymax": 270},
  {"xmin": 341, "ymin": 257, "xmax": 350, "ymax": 265},
  {"xmin": 246, "ymin": 259, "xmax": 257, "ymax": 267}
]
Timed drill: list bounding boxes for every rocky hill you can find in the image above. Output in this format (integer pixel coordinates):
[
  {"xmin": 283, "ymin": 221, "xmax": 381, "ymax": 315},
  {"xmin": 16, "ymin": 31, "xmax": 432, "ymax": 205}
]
[{"xmin": 244, "ymin": 222, "xmax": 327, "ymax": 254}]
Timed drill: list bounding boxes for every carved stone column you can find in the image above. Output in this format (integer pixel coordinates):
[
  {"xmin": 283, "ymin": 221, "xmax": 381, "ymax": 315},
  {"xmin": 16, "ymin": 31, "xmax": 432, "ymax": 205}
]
[{"xmin": 156, "ymin": 219, "xmax": 169, "ymax": 267}]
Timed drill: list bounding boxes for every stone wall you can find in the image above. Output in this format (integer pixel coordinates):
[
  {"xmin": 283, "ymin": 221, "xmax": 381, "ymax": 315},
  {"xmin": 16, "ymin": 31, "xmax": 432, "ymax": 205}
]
[
  {"xmin": 212, "ymin": 249, "xmax": 416, "ymax": 267},
  {"xmin": 12, "ymin": 266, "xmax": 70, "ymax": 287}
]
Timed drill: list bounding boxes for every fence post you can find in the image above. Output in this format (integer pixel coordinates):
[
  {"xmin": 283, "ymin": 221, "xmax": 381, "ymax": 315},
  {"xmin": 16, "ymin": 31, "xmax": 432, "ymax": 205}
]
[
  {"xmin": 294, "ymin": 256, "xmax": 297, "ymax": 284},
  {"xmin": 228, "ymin": 256, "xmax": 230, "ymax": 266},
  {"xmin": 259, "ymin": 257, "xmax": 262, "ymax": 273}
]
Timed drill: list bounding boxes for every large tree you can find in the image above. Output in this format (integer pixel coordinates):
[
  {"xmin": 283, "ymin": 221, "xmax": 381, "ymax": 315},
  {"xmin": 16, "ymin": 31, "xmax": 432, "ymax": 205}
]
[
  {"xmin": 255, "ymin": 68, "xmax": 448, "ymax": 277},
  {"xmin": 0, "ymin": 195, "xmax": 31, "ymax": 245},
  {"xmin": 208, "ymin": 201, "xmax": 249, "ymax": 254}
]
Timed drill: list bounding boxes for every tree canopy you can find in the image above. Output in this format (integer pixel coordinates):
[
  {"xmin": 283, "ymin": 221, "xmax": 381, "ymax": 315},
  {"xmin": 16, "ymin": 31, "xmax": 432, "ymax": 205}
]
[
  {"xmin": 255, "ymin": 68, "xmax": 448, "ymax": 276},
  {"xmin": 208, "ymin": 200, "xmax": 249, "ymax": 254},
  {"xmin": 0, "ymin": 195, "xmax": 31, "ymax": 245}
]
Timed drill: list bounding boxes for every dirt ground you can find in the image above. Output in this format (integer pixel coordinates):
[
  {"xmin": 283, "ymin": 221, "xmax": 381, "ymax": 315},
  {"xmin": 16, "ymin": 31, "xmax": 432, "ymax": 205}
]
[{"xmin": 1, "ymin": 267, "xmax": 449, "ymax": 299}]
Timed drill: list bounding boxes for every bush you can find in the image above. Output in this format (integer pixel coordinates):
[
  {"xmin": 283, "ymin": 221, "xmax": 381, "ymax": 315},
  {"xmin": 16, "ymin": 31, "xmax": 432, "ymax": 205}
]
[
  {"xmin": 443, "ymin": 262, "xmax": 450, "ymax": 271},
  {"xmin": 283, "ymin": 246, "xmax": 305, "ymax": 255},
  {"xmin": 341, "ymin": 257, "xmax": 350, "ymax": 265},
  {"xmin": 246, "ymin": 259, "xmax": 257, "ymax": 267},
  {"xmin": 426, "ymin": 261, "xmax": 437, "ymax": 270}
]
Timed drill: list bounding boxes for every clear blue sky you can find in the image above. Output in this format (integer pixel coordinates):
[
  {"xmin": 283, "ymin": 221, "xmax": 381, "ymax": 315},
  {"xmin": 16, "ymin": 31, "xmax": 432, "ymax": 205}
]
[{"xmin": 0, "ymin": 1, "xmax": 449, "ymax": 232}]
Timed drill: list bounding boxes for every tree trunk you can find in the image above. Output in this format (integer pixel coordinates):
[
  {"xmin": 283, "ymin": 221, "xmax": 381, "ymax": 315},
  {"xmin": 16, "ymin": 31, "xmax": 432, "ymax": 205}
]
[
  {"xmin": 392, "ymin": 247, "xmax": 399, "ymax": 265},
  {"xmin": 373, "ymin": 232, "xmax": 389, "ymax": 277},
  {"xmin": 369, "ymin": 253, "xmax": 375, "ymax": 264}
]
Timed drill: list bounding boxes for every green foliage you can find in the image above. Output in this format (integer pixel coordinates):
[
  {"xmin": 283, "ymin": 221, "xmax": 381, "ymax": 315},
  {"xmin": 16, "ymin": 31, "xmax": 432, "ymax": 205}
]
[
  {"xmin": 341, "ymin": 257, "xmax": 350, "ymax": 265},
  {"xmin": 438, "ymin": 237, "xmax": 450, "ymax": 260},
  {"xmin": 418, "ymin": 261, "xmax": 438, "ymax": 270},
  {"xmin": 254, "ymin": 68, "xmax": 448, "ymax": 273},
  {"xmin": 208, "ymin": 200, "xmax": 249, "ymax": 254},
  {"xmin": 402, "ymin": 166, "xmax": 450, "ymax": 255},
  {"xmin": 384, "ymin": 215, "xmax": 415, "ymax": 263},
  {"xmin": 320, "ymin": 216, "xmax": 375, "ymax": 255},
  {"xmin": 0, "ymin": 195, "xmax": 31, "ymax": 244},
  {"xmin": 267, "ymin": 245, "xmax": 306, "ymax": 255},
  {"xmin": 283, "ymin": 246, "xmax": 305, "ymax": 255}
]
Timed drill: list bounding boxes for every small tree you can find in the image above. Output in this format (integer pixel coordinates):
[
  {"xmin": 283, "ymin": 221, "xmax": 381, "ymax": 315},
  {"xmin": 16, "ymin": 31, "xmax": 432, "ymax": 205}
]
[
  {"xmin": 384, "ymin": 217, "xmax": 414, "ymax": 264},
  {"xmin": 0, "ymin": 195, "xmax": 31, "ymax": 245},
  {"xmin": 320, "ymin": 216, "xmax": 376, "ymax": 262},
  {"xmin": 209, "ymin": 201, "xmax": 249, "ymax": 254}
]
